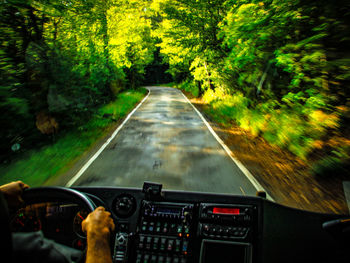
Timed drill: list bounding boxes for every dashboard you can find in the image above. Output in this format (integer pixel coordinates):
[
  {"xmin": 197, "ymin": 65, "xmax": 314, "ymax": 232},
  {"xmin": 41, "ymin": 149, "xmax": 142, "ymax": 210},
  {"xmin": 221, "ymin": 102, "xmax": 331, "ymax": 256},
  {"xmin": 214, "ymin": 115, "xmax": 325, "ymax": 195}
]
[{"xmin": 12, "ymin": 183, "xmax": 350, "ymax": 263}]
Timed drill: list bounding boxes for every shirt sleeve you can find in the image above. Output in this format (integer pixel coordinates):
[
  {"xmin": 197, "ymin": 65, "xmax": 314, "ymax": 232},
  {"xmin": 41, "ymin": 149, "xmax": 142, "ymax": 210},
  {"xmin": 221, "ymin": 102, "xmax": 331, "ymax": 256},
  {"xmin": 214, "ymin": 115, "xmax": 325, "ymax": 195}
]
[{"xmin": 12, "ymin": 231, "xmax": 83, "ymax": 263}]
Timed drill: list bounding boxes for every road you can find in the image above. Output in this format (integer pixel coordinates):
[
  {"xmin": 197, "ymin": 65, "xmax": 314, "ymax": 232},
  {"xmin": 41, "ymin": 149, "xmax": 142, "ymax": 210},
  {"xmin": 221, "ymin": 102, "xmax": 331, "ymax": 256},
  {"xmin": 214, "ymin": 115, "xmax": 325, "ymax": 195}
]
[{"xmin": 68, "ymin": 86, "xmax": 259, "ymax": 196}]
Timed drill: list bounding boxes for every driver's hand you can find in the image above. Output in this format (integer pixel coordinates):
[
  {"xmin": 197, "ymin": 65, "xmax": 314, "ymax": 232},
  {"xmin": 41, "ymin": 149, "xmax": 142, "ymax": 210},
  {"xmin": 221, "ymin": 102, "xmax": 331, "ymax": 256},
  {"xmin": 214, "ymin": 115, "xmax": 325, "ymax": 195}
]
[
  {"xmin": 82, "ymin": 207, "xmax": 115, "ymax": 237},
  {"xmin": 0, "ymin": 181, "xmax": 29, "ymax": 208}
]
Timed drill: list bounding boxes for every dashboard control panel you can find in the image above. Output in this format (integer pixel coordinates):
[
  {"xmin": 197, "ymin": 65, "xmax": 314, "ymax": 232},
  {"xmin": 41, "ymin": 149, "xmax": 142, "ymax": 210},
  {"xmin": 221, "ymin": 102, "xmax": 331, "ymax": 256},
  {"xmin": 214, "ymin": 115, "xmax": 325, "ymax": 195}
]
[
  {"xmin": 198, "ymin": 203, "xmax": 255, "ymax": 241},
  {"xmin": 200, "ymin": 223, "xmax": 250, "ymax": 240},
  {"xmin": 112, "ymin": 201, "xmax": 258, "ymax": 263},
  {"xmin": 197, "ymin": 204, "xmax": 256, "ymax": 263},
  {"xmin": 133, "ymin": 201, "xmax": 194, "ymax": 263}
]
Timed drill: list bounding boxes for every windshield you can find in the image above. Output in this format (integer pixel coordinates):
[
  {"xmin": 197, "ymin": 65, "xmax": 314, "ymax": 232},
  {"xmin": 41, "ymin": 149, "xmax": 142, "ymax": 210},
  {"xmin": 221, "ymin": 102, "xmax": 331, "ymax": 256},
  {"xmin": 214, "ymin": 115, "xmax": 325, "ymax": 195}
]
[{"xmin": 0, "ymin": 0, "xmax": 349, "ymax": 215}]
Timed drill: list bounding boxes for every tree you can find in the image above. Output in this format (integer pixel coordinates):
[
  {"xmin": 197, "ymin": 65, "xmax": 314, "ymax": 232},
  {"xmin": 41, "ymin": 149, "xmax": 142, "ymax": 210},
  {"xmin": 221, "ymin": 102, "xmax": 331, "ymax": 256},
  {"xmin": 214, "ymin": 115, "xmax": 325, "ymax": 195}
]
[
  {"xmin": 153, "ymin": 0, "xmax": 227, "ymax": 90},
  {"xmin": 108, "ymin": 0, "xmax": 155, "ymax": 88}
]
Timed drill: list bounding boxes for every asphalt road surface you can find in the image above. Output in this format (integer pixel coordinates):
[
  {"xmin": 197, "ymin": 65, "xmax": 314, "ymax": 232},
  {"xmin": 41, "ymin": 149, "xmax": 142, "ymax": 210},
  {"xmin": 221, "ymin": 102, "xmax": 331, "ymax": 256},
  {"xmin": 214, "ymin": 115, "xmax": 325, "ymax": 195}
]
[{"xmin": 70, "ymin": 86, "xmax": 258, "ymax": 196}]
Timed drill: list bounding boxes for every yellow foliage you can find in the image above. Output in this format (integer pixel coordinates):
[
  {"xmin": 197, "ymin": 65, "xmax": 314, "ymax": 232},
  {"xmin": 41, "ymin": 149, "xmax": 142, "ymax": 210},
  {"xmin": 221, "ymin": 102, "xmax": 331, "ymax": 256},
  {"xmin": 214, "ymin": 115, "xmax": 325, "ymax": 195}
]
[
  {"xmin": 202, "ymin": 89, "xmax": 216, "ymax": 103},
  {"xmin": 202, "ymin": 87, "xmax": 231, "ymax": 104},
  {"xmin": 312, "ymin": 140, "xmax": 324, "ymax": 149},
  {"xmin": 239, "ymin": 110, "xmax": 251, "ymax": 131},
  {"xmin": 309, "ymin": 110, "xmax": 339, "ymax": 129}
]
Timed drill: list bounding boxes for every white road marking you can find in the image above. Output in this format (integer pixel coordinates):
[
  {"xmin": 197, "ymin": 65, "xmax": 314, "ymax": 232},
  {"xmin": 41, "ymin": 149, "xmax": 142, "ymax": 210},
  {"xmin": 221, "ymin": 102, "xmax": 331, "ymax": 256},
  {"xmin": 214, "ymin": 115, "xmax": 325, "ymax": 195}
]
[
  {"xmin": 65, "ymin": 89, "xmax": 151, "ymax": 187},
  {"xmin": 240, "ymin": 187, "xmax": 246, "ymax": 196},
  {"xmin": 181, "ymin": 91, "xmax": 275, "ymax": 201},
  {"xmin": 343, "ymin": 181, "xmax": 350, "ymax": 213}
]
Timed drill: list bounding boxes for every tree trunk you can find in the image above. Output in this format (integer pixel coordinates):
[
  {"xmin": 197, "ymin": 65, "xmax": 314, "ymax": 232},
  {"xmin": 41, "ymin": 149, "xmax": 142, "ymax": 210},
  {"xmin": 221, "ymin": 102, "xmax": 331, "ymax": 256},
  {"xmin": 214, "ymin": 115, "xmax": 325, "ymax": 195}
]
[
  {"xmin": 197, "ymin": 80, "xmax": 203, "ymax": 97},
  {"xmin": 204, "ymin": 61, "xmax": 215, "ymax": 90}
]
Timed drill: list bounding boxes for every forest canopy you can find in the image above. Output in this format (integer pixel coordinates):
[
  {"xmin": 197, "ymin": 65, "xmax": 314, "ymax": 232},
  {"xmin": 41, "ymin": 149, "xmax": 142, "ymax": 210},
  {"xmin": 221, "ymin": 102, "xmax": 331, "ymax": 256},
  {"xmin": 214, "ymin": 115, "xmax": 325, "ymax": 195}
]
[{"xmin": 1, "ymin": 0, "xmax": 349, "ymax": 173}]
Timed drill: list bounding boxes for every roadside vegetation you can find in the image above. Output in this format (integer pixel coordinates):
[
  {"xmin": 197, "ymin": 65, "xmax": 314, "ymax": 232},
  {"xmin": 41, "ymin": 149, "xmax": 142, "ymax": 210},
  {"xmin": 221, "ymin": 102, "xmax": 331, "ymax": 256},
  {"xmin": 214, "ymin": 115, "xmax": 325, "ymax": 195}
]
[
  {"xmin": 157, "ymin": 0, "xmax": 350, "ymax": 177},
  {"xmin": 1, "ymin": 0, "xmax": 349, "ymax": 186},
  {"xmin": 0, "ymin": 89, "xmax": 147, "ymax": 186},
  {"xmin": 0, "ymin": 0, "xmax": 162, "ymax": 184}
]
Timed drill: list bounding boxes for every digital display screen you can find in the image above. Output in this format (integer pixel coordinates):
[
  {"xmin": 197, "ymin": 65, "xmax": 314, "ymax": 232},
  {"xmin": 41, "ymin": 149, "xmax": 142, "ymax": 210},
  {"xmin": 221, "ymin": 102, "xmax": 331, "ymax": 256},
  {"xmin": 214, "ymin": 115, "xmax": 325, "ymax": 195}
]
[
  {"xmin": 213, "ymin": 207, "xmax": 240, "ymax": 215},
  {"xmin": 157, "ymin": 207, "xmax": 181, "ymax": 216},
  {"xmin": 200, "ymin": 240, "xmax": 249, "ymax": 263}
]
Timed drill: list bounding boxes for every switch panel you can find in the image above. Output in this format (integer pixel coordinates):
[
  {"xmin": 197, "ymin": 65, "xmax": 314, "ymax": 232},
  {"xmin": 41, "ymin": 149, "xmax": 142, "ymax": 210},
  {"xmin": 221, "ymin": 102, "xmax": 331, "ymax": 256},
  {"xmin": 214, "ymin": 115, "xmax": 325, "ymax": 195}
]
[{"xmin": 133, "ymin": 201, "xmax": 194, "ymax": 263}]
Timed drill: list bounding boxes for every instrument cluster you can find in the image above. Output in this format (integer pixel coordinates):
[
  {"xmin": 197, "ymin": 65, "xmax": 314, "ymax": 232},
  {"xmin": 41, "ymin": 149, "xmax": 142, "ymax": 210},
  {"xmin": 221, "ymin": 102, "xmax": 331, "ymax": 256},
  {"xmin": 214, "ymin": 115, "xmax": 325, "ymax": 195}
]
[{"xmin": 11, "ymin": 202, "xmax": 88, "ymax": 250}]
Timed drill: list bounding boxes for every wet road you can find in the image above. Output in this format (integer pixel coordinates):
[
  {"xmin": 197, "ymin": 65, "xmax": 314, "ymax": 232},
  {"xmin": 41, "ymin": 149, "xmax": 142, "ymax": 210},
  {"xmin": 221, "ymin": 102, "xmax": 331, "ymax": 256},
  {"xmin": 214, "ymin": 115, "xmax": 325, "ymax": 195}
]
[{"xmin": 69, "ymin": 86, "xmax": 258, "ymax": 195}]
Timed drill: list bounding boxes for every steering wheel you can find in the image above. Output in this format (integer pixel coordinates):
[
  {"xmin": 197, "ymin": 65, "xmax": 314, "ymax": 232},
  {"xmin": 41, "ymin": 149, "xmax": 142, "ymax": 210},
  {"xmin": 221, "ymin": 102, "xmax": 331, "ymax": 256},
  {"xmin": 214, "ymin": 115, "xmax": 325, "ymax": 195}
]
[
  {"xmin": 2, "ymin": 187, "xmax": 96, "ymax": 262},
  {"xmin": 22, "ymin": 186, "xmax": 97, "ymax": 212},
  {"xmin": 5, "ymin": 187, "xmax": 96, "ymax": 261}
]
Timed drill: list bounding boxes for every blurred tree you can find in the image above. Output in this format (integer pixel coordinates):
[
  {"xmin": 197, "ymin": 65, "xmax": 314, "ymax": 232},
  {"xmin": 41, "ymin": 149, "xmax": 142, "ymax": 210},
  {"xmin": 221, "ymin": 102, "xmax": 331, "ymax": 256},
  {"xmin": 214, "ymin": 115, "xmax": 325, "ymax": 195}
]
[
  {"xmin": 108, "ymin": 0, "xmax": 155, "ymax": 89},
  {"xmin": 152, "ymin": 0, "xmax": 228, "ymax": 91}
]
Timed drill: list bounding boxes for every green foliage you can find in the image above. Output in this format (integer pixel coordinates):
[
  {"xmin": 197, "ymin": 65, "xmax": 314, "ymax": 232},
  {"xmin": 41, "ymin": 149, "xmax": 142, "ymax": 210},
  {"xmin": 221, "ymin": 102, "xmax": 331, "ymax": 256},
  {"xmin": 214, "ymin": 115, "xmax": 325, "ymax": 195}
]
[
  {"xmin": 108, "ymin": 0, "xmax": 156, "ymax": 88},
  {"xmin": 311, "ymin": 156, "xmax": 350, "ymax": 178},
  {"xmin": 0, "ymin": 89, "xmax": 147, "ymax": 186},
  {"xmin": 159, "ymin": 0, "xmax": 349, "ymax": 164},
  {"xmin": 193, "ymin": 85, "xmax": 343, "ymax": 160},
  {"xmin": 153, "ymin": 0, "xmax": 227, "ymax": 88},
  {"xmin": 176, "ymin": 80, "xmax": 200, "ymax": 97},
  {"xmin": 0, "ymin": 0, "xmax": 156, "ymax": 161},
  {"xmin": 98, "ymin": 88, "xmax": 148, "ymax": 120},
  {"xmin": 1, "ymin": 0, "xmax": 349, "ymax": 175}
]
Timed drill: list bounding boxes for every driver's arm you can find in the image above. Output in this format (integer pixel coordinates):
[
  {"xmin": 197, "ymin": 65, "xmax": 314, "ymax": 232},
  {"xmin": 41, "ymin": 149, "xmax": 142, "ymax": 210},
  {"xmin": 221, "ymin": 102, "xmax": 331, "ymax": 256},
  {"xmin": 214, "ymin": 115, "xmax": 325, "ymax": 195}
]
[{"xmin": 82, "ymin": 206, "xmax": 115, "ymax": 263}]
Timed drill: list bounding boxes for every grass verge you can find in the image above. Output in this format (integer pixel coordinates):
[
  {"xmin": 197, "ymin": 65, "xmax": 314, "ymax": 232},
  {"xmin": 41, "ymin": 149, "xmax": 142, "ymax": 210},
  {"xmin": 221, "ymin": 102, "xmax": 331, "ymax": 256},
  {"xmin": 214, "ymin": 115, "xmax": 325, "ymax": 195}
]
[{"xmin": 0, "ymin": 88, "xmax": 148, "ymax": 186}]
